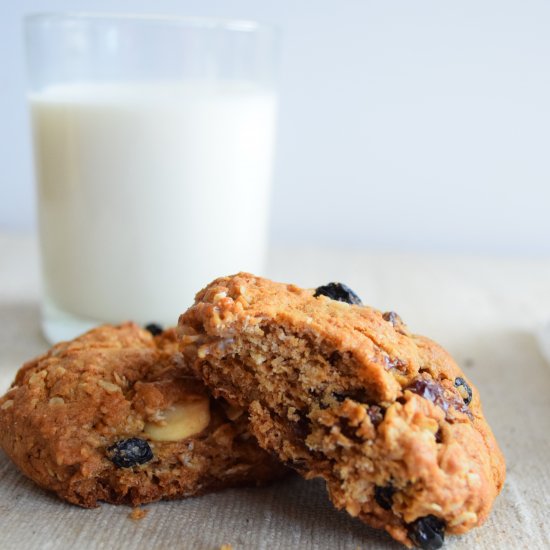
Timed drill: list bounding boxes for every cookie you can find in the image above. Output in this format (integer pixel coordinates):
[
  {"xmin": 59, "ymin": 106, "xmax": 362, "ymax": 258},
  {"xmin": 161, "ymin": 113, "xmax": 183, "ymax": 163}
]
[
  {"xmin": 178, "ymin": 274, "xmax": 505, "ymax": 548},
  {"xmin": 0, "ymin": 322, "xmax": 286, "ymax": 507}
]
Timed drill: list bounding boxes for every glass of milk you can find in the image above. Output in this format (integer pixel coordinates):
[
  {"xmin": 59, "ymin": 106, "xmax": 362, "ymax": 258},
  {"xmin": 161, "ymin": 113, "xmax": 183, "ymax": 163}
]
[{"xmin": 25, "ymin": 13, "xmax": 279, "ymax": 343}]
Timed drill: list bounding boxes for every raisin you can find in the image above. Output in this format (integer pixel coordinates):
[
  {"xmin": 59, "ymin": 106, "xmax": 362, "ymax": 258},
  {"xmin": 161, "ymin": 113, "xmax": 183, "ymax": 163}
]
[
  {"xmin": 107, "ymin": 438, "xmax": 153, "ymax": 468},
  {"xmin": 382, "ymin": 311, "xmax": 401, "ymax": 326},
  {"xmin": 409, "ymin": 379, "xmax": 446, "ymax": 408},
  {"xmin": 382, "ymin": 310, "xmax": 408, "ymax": 335},
  {"xmin": 314, "ymin": 283, "xmax": 362, "ymax": 305},
  {"xmin": 408, "ymin": 515, "xmax": 445, "ymax": 549},
  {"xmin": 408, "ymin": 378, "xmax": 471, "ymax": 418},
  {"xmin": 145, "ymin": 323, "xmax": 163, "ymax": 336},
  {"xmin": 374, "ymin": 485, "xmax": 395, "ymax": 510},
  {"xmin": 367, "ymin": 405, "xmax": 384, "ymax": 427},
  {"xmin": 454, "ymin": 377, "xmax": 473, "ymax": 405}
]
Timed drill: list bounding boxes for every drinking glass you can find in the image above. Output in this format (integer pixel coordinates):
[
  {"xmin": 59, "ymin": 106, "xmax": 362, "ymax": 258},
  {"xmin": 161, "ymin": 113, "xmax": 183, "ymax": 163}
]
[{"xmin": 25, "ymin": 13, "xmax": 279, "ymax": 343}]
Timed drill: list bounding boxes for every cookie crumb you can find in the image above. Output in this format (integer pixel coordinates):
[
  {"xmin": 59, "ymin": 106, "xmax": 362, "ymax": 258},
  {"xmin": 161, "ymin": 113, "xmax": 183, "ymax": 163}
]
[{"xmin": 129, "ymin": 507, "xmax": 148, "ymax": 521}]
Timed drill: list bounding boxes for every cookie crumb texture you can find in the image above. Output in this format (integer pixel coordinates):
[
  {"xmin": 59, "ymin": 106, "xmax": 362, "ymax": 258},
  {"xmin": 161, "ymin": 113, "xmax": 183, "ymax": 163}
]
[
  {"xmin": 179, "ymin": 273, "xmax": 506, "ymax": 548},
  {"xmin": 0, "ymin": 323, "xmax": 285, "ymax": 507}
]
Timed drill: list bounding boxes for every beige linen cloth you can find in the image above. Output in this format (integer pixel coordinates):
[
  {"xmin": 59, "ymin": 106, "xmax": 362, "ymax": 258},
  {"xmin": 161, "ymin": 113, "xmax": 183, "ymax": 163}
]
[{"xmin": 0, "ymin": 234, "xmax": 549, "ymax": 549}]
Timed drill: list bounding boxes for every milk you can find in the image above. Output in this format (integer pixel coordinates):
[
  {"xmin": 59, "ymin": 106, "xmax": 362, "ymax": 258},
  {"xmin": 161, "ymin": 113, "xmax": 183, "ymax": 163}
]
[{"xmin": 30, "ymin": 82, "xmax": 276, "ymax": 335}]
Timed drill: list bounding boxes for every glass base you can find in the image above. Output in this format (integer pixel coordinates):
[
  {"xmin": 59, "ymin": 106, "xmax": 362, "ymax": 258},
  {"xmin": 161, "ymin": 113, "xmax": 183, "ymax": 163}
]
[{"xmin": 41, "ymin": 298, "xmax": 101, "ymax": 344}]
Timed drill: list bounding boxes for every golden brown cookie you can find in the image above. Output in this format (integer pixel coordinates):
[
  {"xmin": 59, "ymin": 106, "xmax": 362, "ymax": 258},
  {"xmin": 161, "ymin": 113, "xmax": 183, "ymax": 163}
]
[
  {"xmin": 0, "ymin": 322, "xmax": 286, "ymax": 507},
  {"xmin": 178, "ymin": 274, "xmax": 505, "ymax": 548}
]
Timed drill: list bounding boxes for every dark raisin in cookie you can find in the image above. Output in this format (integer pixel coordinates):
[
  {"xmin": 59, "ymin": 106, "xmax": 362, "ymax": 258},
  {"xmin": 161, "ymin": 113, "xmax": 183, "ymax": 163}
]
[{"xmin": 314, "ymin": 282, "xmax": 363, "ymax": 305}]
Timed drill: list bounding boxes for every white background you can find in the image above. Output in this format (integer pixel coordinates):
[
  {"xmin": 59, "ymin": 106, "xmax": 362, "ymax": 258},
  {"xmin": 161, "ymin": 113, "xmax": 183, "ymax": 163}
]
[{"xmin": 1, "ymin": 0, "xmax": 549, "ymax": 255}]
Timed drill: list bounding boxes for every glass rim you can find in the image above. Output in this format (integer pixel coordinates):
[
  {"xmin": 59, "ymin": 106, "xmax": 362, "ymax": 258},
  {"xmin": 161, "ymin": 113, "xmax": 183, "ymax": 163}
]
[{"xmin": 24, "ymin": 12, "xmax": 279, "ymax": 35}]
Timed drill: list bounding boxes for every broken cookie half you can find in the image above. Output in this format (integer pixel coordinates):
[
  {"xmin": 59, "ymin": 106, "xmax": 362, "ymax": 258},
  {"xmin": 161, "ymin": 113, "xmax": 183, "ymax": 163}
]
[
  {"xmin": 178, "ymin": 273, "xmax": 505, "ymax": 549},
  {"xmin": 0, "ymin": 322, "xmax": 286, "ymax": 507}
]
